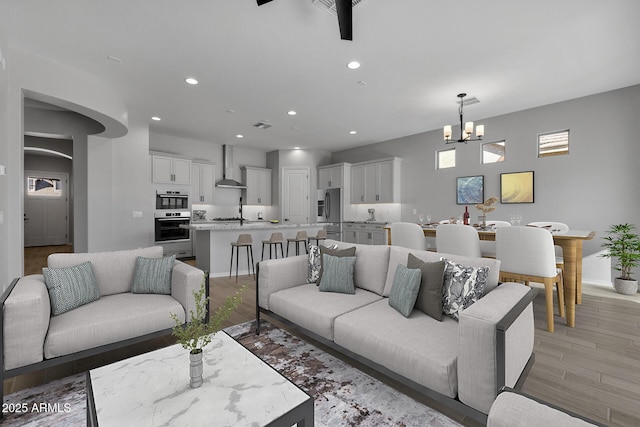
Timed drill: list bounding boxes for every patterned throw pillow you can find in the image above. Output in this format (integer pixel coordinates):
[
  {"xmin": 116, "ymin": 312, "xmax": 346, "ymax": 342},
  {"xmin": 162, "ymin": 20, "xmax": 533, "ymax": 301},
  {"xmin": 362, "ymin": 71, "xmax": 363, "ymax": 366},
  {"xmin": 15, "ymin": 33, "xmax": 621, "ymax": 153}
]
[
  {"xmin": 316, "ymin": 245, "xmax": 356, "ymax": 285},
  {"xmin": 318, "ymin": 254, "xmax": 356, "ymax": 294},
  {"xmin": 441, "ymin": 258, "xmax": 489, "ymax": 320},
  {"xmin": 43, "ymin": 261, "xmax": 100, "ymax": 316},
  {"xmin": 132, "ymin": 255, "xmax": 176, "ymax": 295},
  {"xmin": 308, "ymin": 245, "xmax": 322, "ymax": 283},
  {"xmin": 388, "ymin": 264, "xmax": 422, "ymax": 317}
]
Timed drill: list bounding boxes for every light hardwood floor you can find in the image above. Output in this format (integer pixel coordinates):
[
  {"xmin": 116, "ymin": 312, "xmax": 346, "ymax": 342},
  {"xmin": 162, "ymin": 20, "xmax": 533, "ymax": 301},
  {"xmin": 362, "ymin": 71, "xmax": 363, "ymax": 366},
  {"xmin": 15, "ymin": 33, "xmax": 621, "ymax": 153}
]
[{"xmin": 10, "ymin": 246, "xmax": 640, "ymax": 426}]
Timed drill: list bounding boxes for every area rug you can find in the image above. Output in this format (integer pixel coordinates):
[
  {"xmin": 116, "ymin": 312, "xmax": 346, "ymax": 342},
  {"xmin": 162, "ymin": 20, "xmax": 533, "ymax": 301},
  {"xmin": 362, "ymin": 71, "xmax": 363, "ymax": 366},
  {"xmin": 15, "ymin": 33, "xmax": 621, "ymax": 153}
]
[{"xmin": 2, "ymin": 321, "xmax": 461, "ymax": 426}]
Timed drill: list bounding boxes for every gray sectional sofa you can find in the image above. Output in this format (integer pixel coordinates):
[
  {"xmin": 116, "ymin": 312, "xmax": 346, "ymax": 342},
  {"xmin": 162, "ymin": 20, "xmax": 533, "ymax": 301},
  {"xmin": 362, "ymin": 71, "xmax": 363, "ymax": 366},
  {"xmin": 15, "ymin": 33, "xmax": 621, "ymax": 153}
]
[
  {"xmin": 0, "ymin": 246, "xmax": 204, "ymax": 406},
  {"xmin": 256, "ymin": 239, "xmax": 537, "ymax": 423}
]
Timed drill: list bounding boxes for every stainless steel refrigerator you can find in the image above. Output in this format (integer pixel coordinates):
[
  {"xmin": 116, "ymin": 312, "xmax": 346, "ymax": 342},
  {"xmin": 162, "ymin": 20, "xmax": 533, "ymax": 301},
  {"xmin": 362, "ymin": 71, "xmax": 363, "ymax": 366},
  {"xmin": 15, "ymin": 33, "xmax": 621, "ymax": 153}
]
[{"xmin": 318, "ymin": 188, "xmax": 343, "ymax": 241}]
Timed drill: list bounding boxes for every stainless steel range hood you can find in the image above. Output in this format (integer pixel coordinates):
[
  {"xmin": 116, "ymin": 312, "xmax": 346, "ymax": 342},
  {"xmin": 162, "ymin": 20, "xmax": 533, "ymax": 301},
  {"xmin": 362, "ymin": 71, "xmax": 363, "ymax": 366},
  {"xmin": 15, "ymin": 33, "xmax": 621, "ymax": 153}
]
[{"xmin": 216, "ymin": 145, "xmax": 247, "ymax": 189}]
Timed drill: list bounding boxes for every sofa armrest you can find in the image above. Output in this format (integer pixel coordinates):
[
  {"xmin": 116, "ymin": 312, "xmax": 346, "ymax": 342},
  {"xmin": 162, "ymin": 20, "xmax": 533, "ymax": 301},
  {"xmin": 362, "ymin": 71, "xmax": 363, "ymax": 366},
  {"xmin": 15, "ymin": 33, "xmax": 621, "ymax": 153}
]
[
  {"xmin": 257, "ymin": 255, "xmax": 308, "ymax": 311},
  {"xmin": 488, "ymin": 387, "xmax": 605, "ymax": 427},
  {"xmin": 2, "ymin": 276, "xmax": 51, "ymax": 371},
  {"xmin": 457, "ymin": 282, "xmax": 536, "ymax": 414},
  {"xmin": 171, "ymin": 261, "xmax": 206, "ymax": 322}
]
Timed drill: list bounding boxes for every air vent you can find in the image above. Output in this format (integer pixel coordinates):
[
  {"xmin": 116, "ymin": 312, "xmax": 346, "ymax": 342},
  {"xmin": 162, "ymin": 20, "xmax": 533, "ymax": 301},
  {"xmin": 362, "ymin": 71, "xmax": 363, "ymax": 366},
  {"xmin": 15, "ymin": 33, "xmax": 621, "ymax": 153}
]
[
  {"xmin": 312, "ymin": 0, "xmax": 366, "ymax": 16},
  {"xmin": 253, "ymin": 121, "xmax": 272, "ymax": 130},
  {"xmin": 457, "ymin": 97, "xmax": 480, "ymax": 106}
]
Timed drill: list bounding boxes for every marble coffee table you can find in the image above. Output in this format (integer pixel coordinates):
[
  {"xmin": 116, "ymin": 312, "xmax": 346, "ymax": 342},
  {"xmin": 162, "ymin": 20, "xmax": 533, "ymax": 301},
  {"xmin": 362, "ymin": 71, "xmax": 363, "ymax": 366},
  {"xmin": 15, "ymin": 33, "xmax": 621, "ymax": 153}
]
[{"xmin": 86, "ymin": 332, "xmax": 313, "ymax": 426}]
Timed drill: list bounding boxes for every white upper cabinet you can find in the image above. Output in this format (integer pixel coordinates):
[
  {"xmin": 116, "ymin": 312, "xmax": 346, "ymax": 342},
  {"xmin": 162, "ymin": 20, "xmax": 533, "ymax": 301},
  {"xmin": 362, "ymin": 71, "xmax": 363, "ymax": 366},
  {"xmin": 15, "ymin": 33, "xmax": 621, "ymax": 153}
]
[
  {"xmin": 152, "ymin": 155, "xmax": 192, "ymax": 185},
  {"xmin": 318, "ymin": 164, "xmax": 345, "ymax": 189},
  {"xmin": 350, "ymin": 158, "xmax": 401, "ymax": 204},
  {"xmin": 242, "ymin": 166, "xmax": 272, "ymax": 205},
  {"xmin": 191, "ymin": 163, "xmax": 215, "ymax": 204}
]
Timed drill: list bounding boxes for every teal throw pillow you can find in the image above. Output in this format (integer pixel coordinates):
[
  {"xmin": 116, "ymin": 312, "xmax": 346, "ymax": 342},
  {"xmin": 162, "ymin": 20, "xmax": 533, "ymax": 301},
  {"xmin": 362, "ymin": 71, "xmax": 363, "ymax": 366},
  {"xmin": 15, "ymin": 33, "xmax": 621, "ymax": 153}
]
[
  {"xmin": 388, "ymin": 264, "xmax": 422, "ymax": 317},
  {"xmin": 132, "ymin": 255, "xmax": 176, "ymax": 295},
  {"xmin": 43, "ymin": 261, "xmax": 100, "ymax": 316},
  {"xmin": 318, "ymin": 254, "xmax": 356, "ymax": 294},
  {"xmin": 316, "ymin": 245, "xmax": 356, "ymax": 285}
]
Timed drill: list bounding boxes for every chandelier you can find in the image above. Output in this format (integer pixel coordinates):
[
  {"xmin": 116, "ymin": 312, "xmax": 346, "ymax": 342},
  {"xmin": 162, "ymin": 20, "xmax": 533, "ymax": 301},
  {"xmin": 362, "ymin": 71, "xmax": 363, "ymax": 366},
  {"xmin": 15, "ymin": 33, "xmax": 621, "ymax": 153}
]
[{"xmin": 443, "ymin": 93, "xmax": 485, "ymax": 144}]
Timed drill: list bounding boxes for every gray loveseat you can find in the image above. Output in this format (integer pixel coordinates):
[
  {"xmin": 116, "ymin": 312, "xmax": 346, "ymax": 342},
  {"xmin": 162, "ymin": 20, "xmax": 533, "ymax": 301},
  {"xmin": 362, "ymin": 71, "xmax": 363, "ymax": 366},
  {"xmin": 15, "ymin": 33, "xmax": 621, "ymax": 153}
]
[
  {"xmin": 0, "ymin": 246, "xmax": 204, "ymax": 405},
  {"xmin": 256, "ymin": 239, "xmax": 537, "ymax": 423}
]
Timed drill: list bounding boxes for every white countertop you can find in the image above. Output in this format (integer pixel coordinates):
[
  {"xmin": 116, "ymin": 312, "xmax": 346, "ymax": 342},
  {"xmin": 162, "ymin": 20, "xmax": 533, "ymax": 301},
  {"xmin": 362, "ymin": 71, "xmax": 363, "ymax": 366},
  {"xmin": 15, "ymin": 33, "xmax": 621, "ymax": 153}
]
[{"xmin": 184, "ymin": 222, "xmax": 325, "ymax": 231}]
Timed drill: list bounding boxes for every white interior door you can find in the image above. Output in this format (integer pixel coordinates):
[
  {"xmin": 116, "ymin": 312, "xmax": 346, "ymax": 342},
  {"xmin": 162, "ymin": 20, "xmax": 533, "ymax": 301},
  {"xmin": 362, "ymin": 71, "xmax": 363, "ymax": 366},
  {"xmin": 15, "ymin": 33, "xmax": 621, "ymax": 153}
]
[
  {"xmin": 24, "ymin": 171, "xmax": 69, "ymax": 247},
  {"xmin": 282, "ymin": 167, "xmax": 309, "ymax": 224}
]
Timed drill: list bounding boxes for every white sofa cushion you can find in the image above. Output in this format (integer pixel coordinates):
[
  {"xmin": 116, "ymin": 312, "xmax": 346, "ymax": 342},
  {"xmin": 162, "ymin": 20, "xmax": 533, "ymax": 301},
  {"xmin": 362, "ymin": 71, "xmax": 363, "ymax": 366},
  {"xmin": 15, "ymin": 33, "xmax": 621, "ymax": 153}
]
[
  {"xmin": 383, "ymin": 246, "xmax": 500, "ymax": 297},
  {"xmin": 47, "ymin": 246, "xmax": 163, "ymax": 296},
  {"xmin": 268, "ymin": 284, "xmax": 382, "ymax": 340},
  {"xmin": 333, "ymin": 299, "xmax": 460, "ymax": 398},
  {"xmin": 323, "ymin": 240, "xmax": 390, "ymax": 296},
  {"xmin": 44, "ymin": 292, "xmax": 185, "ymax": 359}
]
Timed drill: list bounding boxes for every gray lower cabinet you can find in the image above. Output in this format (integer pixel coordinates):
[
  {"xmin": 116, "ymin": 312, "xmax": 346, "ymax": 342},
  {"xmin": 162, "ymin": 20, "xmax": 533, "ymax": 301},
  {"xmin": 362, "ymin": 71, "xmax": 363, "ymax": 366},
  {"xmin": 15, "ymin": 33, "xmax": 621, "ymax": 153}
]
[{"xmin": 343, "ymin": 223, "xmax": 387, "ymax": 245}]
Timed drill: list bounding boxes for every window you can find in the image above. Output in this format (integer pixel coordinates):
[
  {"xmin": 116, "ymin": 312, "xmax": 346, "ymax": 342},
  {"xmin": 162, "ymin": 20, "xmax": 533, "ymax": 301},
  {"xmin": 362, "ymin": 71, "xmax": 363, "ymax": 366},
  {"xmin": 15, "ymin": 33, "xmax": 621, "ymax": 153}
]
[
  {"xmin": 27, "ymin": 176, "xmax": 62, "ymax": 197},
  {"xmin": 482, "ymin": 140, "xmax": 506, "ymax": 164},
  {"xmin": 538, "ymin": 130, "xmax": 569, "ymax": 157},
  {"xmin": 437, "ymin": 148, "xmax": 456, "ymax": 169}
]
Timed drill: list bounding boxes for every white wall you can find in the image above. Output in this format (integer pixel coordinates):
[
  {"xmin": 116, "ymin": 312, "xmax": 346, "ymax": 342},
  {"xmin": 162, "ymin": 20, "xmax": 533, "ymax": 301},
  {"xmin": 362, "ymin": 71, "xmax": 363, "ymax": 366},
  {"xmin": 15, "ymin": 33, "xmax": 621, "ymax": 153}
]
[
  {"xmin": 1, "ymin": 46, "xmax": 129, "ymax": 290},
  {"xmin": 332, "ymin": 85, "xmax": 640, "ymax": 264},
  {"xmin": 0, "ymin": 34, "xmax": 9, "ymax": 292},
  {"xmin": 88, "ymin": 122, "xmax": 153, "ymax": 252}
]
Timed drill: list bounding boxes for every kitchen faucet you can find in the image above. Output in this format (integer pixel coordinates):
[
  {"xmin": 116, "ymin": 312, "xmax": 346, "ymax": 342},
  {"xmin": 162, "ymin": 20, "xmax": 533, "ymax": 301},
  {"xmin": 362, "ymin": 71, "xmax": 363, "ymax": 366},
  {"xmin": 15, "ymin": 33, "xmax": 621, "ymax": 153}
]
[{"xmin": 239, "ymin": 196, "xmax": 244, "ymax": 226}]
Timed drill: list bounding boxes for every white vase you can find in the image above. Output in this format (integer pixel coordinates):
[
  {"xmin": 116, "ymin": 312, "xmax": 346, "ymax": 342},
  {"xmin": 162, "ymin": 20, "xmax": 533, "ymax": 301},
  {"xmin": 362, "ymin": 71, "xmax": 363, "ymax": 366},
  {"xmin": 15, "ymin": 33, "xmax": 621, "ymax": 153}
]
[
  {"xmin": 190, "ymin": 350, "xmax": 203, "ymax": 388},
  {"xmin": 613, "ymin": 278, "xmax": 638, "ymax": 295}
]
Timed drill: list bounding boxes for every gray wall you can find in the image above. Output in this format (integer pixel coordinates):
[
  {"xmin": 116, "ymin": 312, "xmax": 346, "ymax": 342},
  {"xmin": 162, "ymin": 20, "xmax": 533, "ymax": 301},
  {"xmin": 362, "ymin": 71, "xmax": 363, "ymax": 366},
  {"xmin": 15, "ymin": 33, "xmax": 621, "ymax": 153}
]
[{"xmin": 332, "ymin": 84, "xmax": 640, "ymax": 260}]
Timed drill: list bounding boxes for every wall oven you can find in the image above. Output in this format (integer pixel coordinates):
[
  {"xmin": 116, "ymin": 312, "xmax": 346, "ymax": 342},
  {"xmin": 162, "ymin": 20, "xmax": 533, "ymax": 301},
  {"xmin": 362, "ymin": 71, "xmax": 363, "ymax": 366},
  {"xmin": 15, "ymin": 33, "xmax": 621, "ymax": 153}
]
[{"xmin": 154, "ymin": 211, "xmax": 191, "ymax": 243}]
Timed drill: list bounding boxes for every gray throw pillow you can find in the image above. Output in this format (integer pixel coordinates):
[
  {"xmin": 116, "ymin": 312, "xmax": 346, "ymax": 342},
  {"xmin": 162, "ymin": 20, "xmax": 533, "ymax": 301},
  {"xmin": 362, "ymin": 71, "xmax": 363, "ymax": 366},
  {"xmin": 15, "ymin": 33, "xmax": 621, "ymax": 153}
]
[
  {"xmin": 132, "ymin": 255, "xmax": 176, "ymax": 295},
  {"xmin": 316, "ymin": 245, "xmax": 356, "ymax": 285},
  {"xmin": 441, "ymin": 258, "xmax": 488, "ymax": 320},
  {"xmin": 388, "ymin": 264, "xmax": 422, "ymax": 317},
  {"xmin": 318, "ymin": 254, "xmax": 356, "ymax": 294},
  {"xmin": 43, "ymin": 261, "xmax": 100, "ymax": 316},
  {"xmin": 407, "ymin": 254, "xmax": 446, "ymax": 321}
]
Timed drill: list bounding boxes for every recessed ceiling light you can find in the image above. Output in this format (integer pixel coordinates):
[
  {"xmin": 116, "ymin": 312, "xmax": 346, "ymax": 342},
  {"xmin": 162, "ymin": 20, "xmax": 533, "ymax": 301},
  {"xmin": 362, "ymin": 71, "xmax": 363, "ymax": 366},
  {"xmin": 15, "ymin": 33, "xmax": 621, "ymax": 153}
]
[
  {"xmin": 294, "ymin": 146, "xmax": 301, "ymax": 150},
  {"xmin": 288, "ymin": 110, "xmax": 297, "ymax": 116},
  {"xmin": 236, "ymin": 134, "xmax": 244, "ymax": 138},
  {"xmin": 185, "ymin": 77, "xmax": 198, "ymax": 85},
  {"xmin": 347, "ymin": 61, "xmax": 361, "ymax": 70},
  {"xmin": 151, "ymin": 116, "xmax": 161, "ymax": 121},
  {"xmin": 349, "ymin": 130, "xmax": 357, "ymax": 135}
]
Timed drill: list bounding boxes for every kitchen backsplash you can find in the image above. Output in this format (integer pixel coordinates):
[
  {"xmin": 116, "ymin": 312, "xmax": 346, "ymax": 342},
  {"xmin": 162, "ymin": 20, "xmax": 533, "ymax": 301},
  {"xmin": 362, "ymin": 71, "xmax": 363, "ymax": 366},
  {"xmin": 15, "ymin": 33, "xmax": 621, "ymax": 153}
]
[{"xmin": 344, "ymin": 204, "xmax": 401, "ymax": 223}]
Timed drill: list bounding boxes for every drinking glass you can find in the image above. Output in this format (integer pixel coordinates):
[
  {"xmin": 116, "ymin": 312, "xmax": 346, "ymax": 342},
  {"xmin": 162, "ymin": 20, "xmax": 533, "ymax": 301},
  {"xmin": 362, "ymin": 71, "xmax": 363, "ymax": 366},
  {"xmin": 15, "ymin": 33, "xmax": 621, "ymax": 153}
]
[
  {"xmin": 510, "ymin": 214, "xmax": 516, "ymax": 225},
  {"xmin": 426, "ymin": 214, "xmax": 431, "ymax": 224},
  {"xmin": 418, "ymin": 213, "xmax": 424, "ymax": 226}
]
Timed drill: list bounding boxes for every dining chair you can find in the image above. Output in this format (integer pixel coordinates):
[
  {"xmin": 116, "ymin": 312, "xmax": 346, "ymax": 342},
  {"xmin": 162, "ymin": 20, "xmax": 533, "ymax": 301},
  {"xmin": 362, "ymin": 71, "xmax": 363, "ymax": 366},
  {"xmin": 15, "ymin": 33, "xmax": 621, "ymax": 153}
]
[
  {"xmin": 527, "ymin": 221, "xmax": 569, "ymax": 268},
  {"xmin": 479, "ymin": 220, "xmax": 511, "ymax": 258},
  {"xmin": 389, "ymin": 222, "xmax": 428, "ymax": 250},
  {"xmin": 496, "ymin": 226, "xmax": 565, "ymax": 333},
  {"xmin": 435, "ymin": 224, "xmax": 481, "ymax": 257}
]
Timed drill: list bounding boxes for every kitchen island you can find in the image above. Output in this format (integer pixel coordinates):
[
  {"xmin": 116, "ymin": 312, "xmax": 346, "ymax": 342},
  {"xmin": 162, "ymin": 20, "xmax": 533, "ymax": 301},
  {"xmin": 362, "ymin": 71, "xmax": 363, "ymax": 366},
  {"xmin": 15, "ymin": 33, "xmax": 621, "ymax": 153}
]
[{"xmin": 183, "ymin": 222, "xmax": 325, "ymax": 277}]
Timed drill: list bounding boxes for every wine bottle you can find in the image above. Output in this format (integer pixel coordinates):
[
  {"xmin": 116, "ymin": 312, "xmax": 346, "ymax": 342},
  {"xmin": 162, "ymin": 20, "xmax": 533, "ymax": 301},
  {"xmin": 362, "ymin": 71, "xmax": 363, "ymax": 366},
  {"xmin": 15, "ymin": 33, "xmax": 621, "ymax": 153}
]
[{"xmin": 463, "ymin": 206, "xmax": 470, "ymax": 225}]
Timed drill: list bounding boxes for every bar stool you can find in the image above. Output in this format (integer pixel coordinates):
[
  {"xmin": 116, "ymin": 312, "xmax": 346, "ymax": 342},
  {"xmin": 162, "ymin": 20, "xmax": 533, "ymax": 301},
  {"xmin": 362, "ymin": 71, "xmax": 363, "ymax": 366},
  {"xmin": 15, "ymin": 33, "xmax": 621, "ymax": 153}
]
[
  {"xmin": 308, "ymin": 229, "xmax": 327, "ymax": 246},
  {"xmin": 286, "ymin": 231, "xmax": 309, "ymax": 256},
  {"xmin": 229, "ymin": 234, "xmax": 254, "ymax": 282},
  {"xmin": 261, "ymin": 232, "xmax": 284, "ymax": 260}
]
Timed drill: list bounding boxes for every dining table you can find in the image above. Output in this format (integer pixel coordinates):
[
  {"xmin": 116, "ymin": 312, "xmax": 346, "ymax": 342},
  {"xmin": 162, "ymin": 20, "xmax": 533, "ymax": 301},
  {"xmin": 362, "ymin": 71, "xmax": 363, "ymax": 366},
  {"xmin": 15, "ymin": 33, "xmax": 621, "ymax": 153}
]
[{"xmin": 386, "ymin": 225, "xmax": 596, "ymax": 328}]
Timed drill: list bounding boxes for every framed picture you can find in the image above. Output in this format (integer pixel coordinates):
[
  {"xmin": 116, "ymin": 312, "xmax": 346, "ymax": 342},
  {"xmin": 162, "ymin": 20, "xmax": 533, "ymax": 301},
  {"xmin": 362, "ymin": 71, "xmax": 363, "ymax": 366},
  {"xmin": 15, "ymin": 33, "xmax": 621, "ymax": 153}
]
[
  {"xmin": 501, "ymin": 171, "xmax": 534, "ymax": 203},
  {"xmin": 456, "ymin": 175, "xmax": 484, "ymax": 205}
]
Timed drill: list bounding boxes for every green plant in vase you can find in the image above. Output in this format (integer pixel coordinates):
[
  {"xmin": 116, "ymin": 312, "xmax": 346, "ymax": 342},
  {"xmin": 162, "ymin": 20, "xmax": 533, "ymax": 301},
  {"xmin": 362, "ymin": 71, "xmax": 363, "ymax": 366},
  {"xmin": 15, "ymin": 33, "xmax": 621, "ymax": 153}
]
[
  {"xmin": 599, "ymin": 223, "xmax": 640, "ymax": 295},
  {"xmin": 170, "ymin": 274, "xmax": 246, "ymax": 387}
]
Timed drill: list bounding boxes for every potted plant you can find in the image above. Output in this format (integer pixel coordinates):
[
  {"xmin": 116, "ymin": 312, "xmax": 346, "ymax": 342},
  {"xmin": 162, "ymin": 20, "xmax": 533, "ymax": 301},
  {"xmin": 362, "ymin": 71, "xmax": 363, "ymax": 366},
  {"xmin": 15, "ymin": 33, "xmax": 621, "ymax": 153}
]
[
  {"xmin": 600, "ymin": 223, "xmax": 640, "ymax": 295},
  {"xmin": 170, "ymin": 274, "xmax": 246, "ymax": 388}
]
